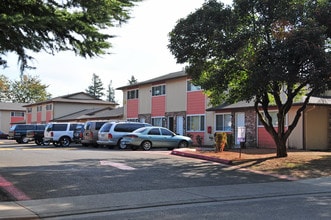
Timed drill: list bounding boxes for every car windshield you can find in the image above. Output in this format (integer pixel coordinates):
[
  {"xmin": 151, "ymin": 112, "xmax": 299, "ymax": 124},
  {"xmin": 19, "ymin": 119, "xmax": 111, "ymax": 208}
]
[{"xmin": 133, "ymin": 127, "xmax": 148, "ymax": 133}]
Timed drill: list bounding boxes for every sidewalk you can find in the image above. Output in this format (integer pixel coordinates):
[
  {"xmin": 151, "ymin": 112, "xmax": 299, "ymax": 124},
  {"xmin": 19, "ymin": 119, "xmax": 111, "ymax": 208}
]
[{"xmin": 1, "ymin": 177, "xmax": 331, "ymax": 219}]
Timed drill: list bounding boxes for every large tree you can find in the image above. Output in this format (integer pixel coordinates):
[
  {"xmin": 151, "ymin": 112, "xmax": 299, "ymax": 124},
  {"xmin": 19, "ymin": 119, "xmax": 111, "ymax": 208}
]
[
  {"xmin": 86, "ymin": 73, "xmax": 105, "ymax": 99},
  {"xmin": 168, "ymin": 0, "xmax": 331, "ymax": 157},
  {"xmin": 0, "ymin": 0, "xmax": 141, "ymax": 74},
  {"xmin": 9, "ymin": 75, "xmax": 51, "ymax": 103}
]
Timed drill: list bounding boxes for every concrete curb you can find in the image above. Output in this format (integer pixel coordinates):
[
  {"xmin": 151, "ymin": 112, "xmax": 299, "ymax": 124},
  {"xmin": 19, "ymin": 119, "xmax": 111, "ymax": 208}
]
[{"xmin": 171, "ymin": 149, "xmax": 233, "ymax": 165}]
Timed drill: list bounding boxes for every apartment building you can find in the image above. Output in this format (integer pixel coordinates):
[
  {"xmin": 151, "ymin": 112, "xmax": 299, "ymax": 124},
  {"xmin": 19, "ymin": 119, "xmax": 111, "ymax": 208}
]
[
  {"xmin": 23, "ymin": 92, "xmax": 120, "ymax": 123},
  {"xmin": 0, "ymin": 102, "xmax": 25, "ymax": 133},
  {"xmin": 117, "ymin": 70, "xmax": 331, "ymax": 150}
]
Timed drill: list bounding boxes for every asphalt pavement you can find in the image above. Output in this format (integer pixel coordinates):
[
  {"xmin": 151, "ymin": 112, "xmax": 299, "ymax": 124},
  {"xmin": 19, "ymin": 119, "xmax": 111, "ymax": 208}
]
[{"xmin": 1, "ymin": 148, "xmax": 331, "ymax": 219}]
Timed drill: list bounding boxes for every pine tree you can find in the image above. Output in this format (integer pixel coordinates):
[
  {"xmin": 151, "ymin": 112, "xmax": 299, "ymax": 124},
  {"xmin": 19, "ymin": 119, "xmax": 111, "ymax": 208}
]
[
  {"xmin": 106, "ymin": 80, "xmax": 115, "ymax": 102},
  {"xmin": 86, "ymin": 73, "xmax": 105, "ymax": 99}
]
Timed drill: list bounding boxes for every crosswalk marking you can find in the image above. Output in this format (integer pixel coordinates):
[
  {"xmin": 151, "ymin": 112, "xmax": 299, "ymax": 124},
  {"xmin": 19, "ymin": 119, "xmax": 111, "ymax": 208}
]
[{"xmin": 100, "ymin": 161, "xmax": 136, "ymax": 170}]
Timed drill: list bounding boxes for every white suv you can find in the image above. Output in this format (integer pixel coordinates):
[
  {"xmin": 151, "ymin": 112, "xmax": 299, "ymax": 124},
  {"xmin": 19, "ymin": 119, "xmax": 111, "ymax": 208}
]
[
  {"xmin": 43, "ymin": 122, "xmax": 83, "ymax": 147},
  {"xmin": 97, "ymin": 121, "xmax": 152, "ymax": 149}
]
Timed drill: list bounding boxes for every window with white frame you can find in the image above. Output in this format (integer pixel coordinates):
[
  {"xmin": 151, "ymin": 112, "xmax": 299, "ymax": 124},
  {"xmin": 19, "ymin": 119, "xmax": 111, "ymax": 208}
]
[
  {"xmin": 215, "ymin": 114, "xmax": 232, "ymax": 131},
  {"xmin": 187, "ymin": 115, "xmax": 205, "ymax": 131},
  {"xmin": 258, "ymin": 111, "xmax": 287, "ymax": 127},
  {"xmin": 152, "ymin": 117, "xmax": 166, "ymax": 127},
  {"xmin": 187, "ymin": 80, "xmax": 201, "ymax": 91},
  {"xmin": 27, "ymin": 108, "xmax": 32, "ymax": 113},
  {"xmin": 11, "ymin": 112, "xmax": 24, "ymax": 117},
  {"xmin": 127, "ymin": 89, "xmax": 139, "ymax": 99},
  {"xmin": 152, "ymin": 85, "xmax": 166, "ymax": 96},
  {"xmin": 46, "ymin": 104, "xmax": 52, "ymax": 111},
  {"xmin": 37, "ymin": 105, "xmax": 42, "ymax": 112}
]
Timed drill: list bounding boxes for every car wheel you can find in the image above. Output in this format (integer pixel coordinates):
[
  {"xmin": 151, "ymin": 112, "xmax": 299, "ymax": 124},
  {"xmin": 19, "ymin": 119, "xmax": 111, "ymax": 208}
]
[
  {"xmin": 178, "ymin": 141, "xmax": 188, "ymax": 148},
  {"xmin": 16, "ymin": 139, "xmax": 22, "ymax": 144},
  {"xmin": 22, "ymin": 136, "xmax": 29, "ymax": 144},
  {"xmin": 60, "ymin": 137, "xmax": 70, "ymax": 147},
  {"xmin": 119, "ymin": 139, "xmax": 127, "ymax": 149},
  {"xmin": 35, "ymin": 139, "xmax": 43, "ymax": 145},
  {"xmin": 141, "ymin": 141, "xmax": 152, "ymax": 151}
]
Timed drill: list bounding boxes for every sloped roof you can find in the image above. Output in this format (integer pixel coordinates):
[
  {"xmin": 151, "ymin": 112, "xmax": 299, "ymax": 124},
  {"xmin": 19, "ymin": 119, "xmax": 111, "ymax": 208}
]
[
  {"xmin": 52, "ymin": 107, "xmax": 123, "ymax": 122},
  {"xmin": 0, "ymin": 102, "xmax": 26, "ymax": 111},
  {"xmin": 116, "ymin": 70, "xmax": 187, "ymax": 90},
  {"xmin": 23, "ymin": 92, "xmax": 118, "ymax": 107},
  {"xmin": 206, "ymin": 96, "xmax": 331, "ymax": 111}
]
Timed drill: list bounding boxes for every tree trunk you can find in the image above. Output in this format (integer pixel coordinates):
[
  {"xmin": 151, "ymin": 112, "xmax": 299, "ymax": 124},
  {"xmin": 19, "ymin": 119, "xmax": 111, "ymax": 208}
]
[{"xmin": 276, "ymin": 138, "xmax": 288, "ymax": 158}]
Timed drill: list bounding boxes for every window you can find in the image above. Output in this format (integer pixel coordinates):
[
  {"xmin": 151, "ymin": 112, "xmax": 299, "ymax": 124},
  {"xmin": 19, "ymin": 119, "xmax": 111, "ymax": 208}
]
[
  {"xmin": 215, "ymin": 114, "xmax": 232, "ymax": 131},
  {"xmin": 152, "ymin": 117, "xmax": 166, "ymax": 127},
  {"xmin": 187, "ymin": 80, "xmax": 201, "ymax": 91},
  {"xmin": 187, "ymin": 115, "xmax": 205, "ymax": 131},
  {"xmin": 161, "ymin": 128, "xmax": 174, "ymax": 136},
  {"xmin": 148, "ymin": 128, "xmax": 161, "ymax": 135},
  {"xmin": 11, "ymin": 112, "xmax": 24, "ymax": 117},
  {"xmin": 258, "ymin": 111, "xmax": 288, "ymax": 127},
  {"xmin": 37, "ymin": 105, "xmax": 42, "ymax": 112},
  {"xmin": 152, "ymin": 85, "xmax": 166, "ymax": 96},
  {"xmin": 46, "ymin": 104, "xmax": 52, "ymax": 111},
  {"xmin": 127, "ymin": 89, "xmax": 139, "ymax": 99},
  {"xmin": 27, "ymin": 108, "xmax": 32, "ymax": 113},
  {"xmin": 127, "ymin": 118, "xmax": 139, "ymax": 122}
]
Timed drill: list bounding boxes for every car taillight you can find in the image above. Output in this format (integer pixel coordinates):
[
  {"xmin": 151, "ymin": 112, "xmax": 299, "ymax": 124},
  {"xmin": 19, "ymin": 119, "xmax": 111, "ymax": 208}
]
[
  {"xmin": 108, "ymin": 133, "xmax": 113, "ymax": 139},
  {"xmin": 51, "ymin": 131, "xmax": 54, "ymax": 137},
  {"xmin": 79, "ymin": 133, "xmax": 83, "ymax": 138},
  {"xmin": 90, "ymin": 132, "xmax": 93, "ymax": 138}
]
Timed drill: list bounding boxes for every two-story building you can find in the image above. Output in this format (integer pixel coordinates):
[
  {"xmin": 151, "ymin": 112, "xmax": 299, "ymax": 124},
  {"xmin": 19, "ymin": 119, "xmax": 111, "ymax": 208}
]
[
  {"xmin": 117, "ymin": 70, "xmax": 331, "ymax": 150},
  {"xmin": 23, "ymin": 92, "xmax": 122, "ymax": 123},
  {"xmin": 0, "ymin": 102, "xmax": 26, "ymax": 133}
]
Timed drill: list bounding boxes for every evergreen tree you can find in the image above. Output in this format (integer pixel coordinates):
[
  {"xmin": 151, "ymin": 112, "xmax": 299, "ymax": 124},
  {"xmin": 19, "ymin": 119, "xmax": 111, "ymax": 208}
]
[
  {"xmin": 106, "ymin": 80, "xmax": 115, "ymax": 102},
  {"xmin": 86, "ymin": 73, "xmax": 105, "ymax": 99},
  {"xmin": 0, "ymin": 0, "xmax": 141, "ymax": 75},
  {"xmin": 128, "ymin": 75, "xmax": 138, "ymax": 85}
]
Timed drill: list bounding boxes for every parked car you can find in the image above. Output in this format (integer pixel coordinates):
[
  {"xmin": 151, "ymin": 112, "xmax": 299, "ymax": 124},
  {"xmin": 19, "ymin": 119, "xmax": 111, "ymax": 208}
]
[
  {"xmin": 97, "ymin": 121, "xmax": 152, "ymax": 148},
  {"xmin": 43, "ymin": 122, "xmax": 84, "ymax": 147},
  {"xmin": 0, "ymin": 131, "xmax": 8, "ymax": 139},
  {"xmin": 8, "ymin": 124, "xmax": 45, "ymax": 144},
  {"xmin": 26, "ymin": 125, "xmax": 47, "ymax": 145},
  {"xmin": 73, "ymin": 124, "xmax": 85, "ymax": 144},
  {"xmin": 121, "ymin": 126, "xmax": 193, "ymax": 151},
  {"xmin": 81, "ymin": 120, "xmax": 107, "ymax": 147}
]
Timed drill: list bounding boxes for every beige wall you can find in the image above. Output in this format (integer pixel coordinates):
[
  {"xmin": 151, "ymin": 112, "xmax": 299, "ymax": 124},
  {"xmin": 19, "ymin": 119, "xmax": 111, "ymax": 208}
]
[
  {"xmin": 166, "ymin": 78, "xmax": 187, "ymax": 112},
  {"xmin": 138, "ymin": 85, "xmax": 152, "ymax": 114},
  {"xmin": 0, "ymin": 111, "xmax": 12, "ymax": 133},
  {"xmin": 287, "ymin": 106, "xmax": 303, "ymax": 149},
  {"xmin": 53, "ymin": 103, "xmax": 111, "ymax": 120},
  {"xmin": 305, "ymin": 106, "xmax": 329, "ymax": 150}
]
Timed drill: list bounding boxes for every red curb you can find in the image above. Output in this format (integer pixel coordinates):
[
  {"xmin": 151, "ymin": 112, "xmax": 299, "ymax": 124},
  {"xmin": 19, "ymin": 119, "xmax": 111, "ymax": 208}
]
[{"xmin": 171, "ymin": 150, "xmax": 233, "ymax": 165}]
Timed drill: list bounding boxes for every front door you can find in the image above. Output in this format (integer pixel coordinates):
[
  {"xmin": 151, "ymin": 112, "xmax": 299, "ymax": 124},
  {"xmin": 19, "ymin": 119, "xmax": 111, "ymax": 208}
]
[
  {"xmin": 235, "ymin": 112, "xmax": 245, "ymax": 146},
  {"xmin": 176, "ymin": 116, "xmax": 184, "ymax": 135}
]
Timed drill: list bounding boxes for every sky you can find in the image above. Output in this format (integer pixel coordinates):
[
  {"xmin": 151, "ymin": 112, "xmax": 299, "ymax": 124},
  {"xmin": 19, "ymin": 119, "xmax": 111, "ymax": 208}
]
[{"xmin": 2, "ymin": 0, "xmax": 232, "ymax": 105}]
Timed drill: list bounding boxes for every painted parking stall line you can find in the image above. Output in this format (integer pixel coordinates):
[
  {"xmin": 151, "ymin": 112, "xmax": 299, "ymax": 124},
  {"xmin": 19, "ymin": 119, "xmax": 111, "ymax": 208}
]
[
  {"xmin": 100, "ymin": 161, "xmax": 136, "ymax": 170},
  {"xmin": 0, "ymin": 175, "xmax": 30, "ymax": 201}
]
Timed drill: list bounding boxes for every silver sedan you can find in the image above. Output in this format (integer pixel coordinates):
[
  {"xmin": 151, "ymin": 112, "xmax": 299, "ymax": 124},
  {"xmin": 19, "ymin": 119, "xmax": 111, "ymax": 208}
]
[{"xmin": 121, "ymin": 126, "xmax": 193, "ymax": 150}]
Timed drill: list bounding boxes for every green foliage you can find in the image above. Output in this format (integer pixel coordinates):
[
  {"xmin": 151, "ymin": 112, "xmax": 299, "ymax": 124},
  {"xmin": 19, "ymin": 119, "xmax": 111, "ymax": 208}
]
[
  {"xmin": 8, "ymin": 75, "xmax": 51, "ymax": 103},
  {"xmin": 0, "ymin": 0, "xmax": 141, "ymax": 74},
  {"xmin": 168, "ymin": 0, "xmax": 331, "ymax": 157},
  {"xmin": 86, "ymin": 73, "xmax": 105, "ymax": 99},
  {"xmin": 128, "ymin": 75, "xmax": 138, "ymax": 85}
]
